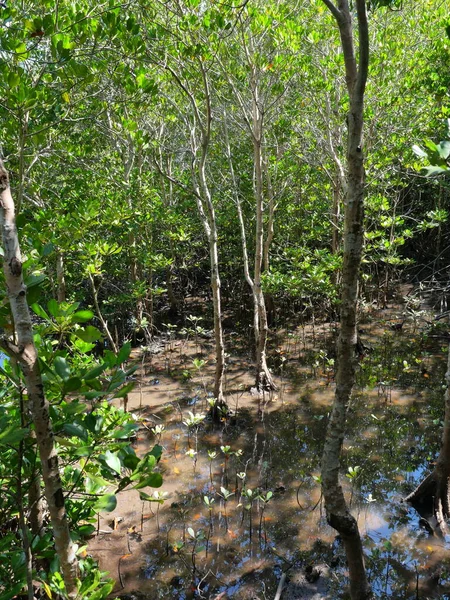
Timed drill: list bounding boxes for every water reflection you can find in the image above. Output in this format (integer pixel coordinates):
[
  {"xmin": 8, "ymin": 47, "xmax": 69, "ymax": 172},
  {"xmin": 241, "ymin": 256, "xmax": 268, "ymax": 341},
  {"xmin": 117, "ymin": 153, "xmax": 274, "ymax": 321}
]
[{"xmin": 89, "ymin": 316, "xmax": 450, "ymax": 598}]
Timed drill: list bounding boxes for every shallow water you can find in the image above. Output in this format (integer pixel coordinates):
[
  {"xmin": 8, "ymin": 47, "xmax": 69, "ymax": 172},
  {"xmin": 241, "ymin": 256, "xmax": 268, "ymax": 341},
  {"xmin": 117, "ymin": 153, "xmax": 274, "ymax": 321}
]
[{"xmin": 89, "ymin": 309, "xmax": 450, "ymax": 599}]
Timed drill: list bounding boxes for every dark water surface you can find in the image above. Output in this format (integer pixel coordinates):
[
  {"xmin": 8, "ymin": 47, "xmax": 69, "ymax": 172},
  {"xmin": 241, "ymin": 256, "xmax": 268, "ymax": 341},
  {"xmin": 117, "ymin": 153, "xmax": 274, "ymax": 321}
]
[{"xmin": 90, "ymin": 311, "xmax": 450, "ymax": 599}]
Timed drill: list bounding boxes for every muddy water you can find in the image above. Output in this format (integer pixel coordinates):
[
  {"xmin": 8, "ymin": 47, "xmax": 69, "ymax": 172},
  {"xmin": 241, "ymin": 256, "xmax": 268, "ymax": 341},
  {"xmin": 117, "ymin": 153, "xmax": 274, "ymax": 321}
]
[{"xmin": 89, "ymin": 310, "xmax": 450, "ymax": 599}]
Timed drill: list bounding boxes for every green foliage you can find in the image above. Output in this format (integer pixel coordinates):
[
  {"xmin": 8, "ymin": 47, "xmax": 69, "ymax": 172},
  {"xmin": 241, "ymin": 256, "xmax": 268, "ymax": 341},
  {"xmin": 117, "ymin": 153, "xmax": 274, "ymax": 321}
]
[
  {"xmin": 0, "ymin": 301, "xmax": 162, "ymax": 597},
  {"xmin": 412, "ymin": 127, "xmax": 450, "ymax": 176}
]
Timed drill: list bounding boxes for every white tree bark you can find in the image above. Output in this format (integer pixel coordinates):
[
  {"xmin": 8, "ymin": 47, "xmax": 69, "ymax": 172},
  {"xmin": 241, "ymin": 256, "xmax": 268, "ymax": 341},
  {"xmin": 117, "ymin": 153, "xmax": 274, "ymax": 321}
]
[
  {"xmin": 0, "ymin": 159, "xmax": 78, "ymax": 597},
  {"xmin": 320, "ymin": 1, "xmax": 371, "ymax": 599},
  {"xmin": 162, "ymin": 59, "xmax": 227, "ymax": 413}
]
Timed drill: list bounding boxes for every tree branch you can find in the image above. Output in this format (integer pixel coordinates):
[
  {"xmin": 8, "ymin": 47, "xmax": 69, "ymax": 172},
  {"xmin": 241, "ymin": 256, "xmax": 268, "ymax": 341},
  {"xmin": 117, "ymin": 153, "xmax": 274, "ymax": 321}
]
[
  {"xmin": 355, "ymin": 0, "xmax": 369, "ymax": 99},
  {"xmin": 321, "ymin": 0, "xmax": 342, "ymax": 21},
  {"xmin": 0, "ymin": 337, "xmax": 24, "ymax": 362}
]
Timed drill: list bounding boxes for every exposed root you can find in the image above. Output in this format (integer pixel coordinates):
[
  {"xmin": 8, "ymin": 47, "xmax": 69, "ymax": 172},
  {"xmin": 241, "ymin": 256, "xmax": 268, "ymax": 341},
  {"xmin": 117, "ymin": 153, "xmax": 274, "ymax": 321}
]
[
  {"xmin": 405, "ymin": 470, "xmax": 450, "ymax": 537},
  {"xmin": 255, "ymin": 368, "xmax": 278, "ymax": 392}
]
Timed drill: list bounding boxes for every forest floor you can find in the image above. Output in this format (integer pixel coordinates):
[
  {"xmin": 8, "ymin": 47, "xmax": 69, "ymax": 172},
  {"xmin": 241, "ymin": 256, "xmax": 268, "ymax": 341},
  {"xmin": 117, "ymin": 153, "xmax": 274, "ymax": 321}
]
[{"xmin": 89, "ymin": 293, "xmax": 450, "ymax": 600}]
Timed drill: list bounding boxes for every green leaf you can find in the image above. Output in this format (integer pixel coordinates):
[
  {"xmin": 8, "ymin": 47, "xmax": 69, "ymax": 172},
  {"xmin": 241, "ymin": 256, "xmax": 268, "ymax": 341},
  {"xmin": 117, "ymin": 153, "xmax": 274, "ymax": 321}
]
[
  {"xmin": 63, "ymin": 377, "xmax": 82, "ymax": 394},
  {"xmin": 86, "ymin": 583, "xmax": 114, "ymax": 600},
  {"xmin": 0, "ymin": 424, "xmax": 29, "ymax": 445},
  {"xmin": 84, "ymin": 413, "xmax": 104, "ymax": 434},
  {"xmin": 0, "ymin": 581, "xmax": 26, "ymax": 600},
  {"xmin": 47, "ymin": 299, "xmax": 60, "ymax": 318},
  {"xmin": 421, "ymin": 165, "xmax": 448, "ymax": 176},
  {"xmin": 26, "ymin": 284, "xmax": 42, "ymax": 305},
  {"xmin": 117, "ymin": 342, "xmax": 131, "ymax": 365},
  {"xmin": 71, "ymin": 310, "xmax": 94, "ymax": 323},
  {"xmin": 149, "ymin": 444, "xmax": 163, "ymax": 462},
  {"xmin": 113, "ymin": 381, "xmax": 134, "ymax": 398},
  {"xmin": 104, "ymin": 450, "xmax": 121, "ymax": 474},
  {"xmin": 73, "ymin": 446, "xmax": 92, "ymax": 457},
  {"xmin": 424, "ymin": 139, "xmax": 438, "ymax": 153},
  {"xmin": 77, "ymin": 524, "xmax": 96, "ymax": 537},
  {"xmin": 31, "ymin": 303, "xmax": 50, "ymax": 320},
  {"xmin": 122, "ymin": 453, "xmax": 140, "ymax": 469},
  {"xmin": 85, "ymin": 378, "xmax": 102, "ymax": 391},
  {"xmin": 54, "ymin": 356, "xmax": 70, "ymax": 380},
  {"xmin": 112, "ymin": 423, "xmax": 138, "ymax": 439},
  {"xmin": 25, "ymin": 273, "xmax": 46, "ymax": 289},
  {"xmin": 115, "ymin": 476, "xmax": 132, "ymax": 493},
  {"xmin": 62, "ymin": 401, "xmax": 87, "ymax": 415},
  {"xmin": 8, "ymin": 72, "xmax": 20, "ymax": 89},
  {"xmin": 63, "ymin": 422, "xmax": 88, "ymax": 441},
  {"xmin": 85, "ymin": 473, "xmax": 111, "ymax": 490},
  {"xmin": 15, "ymin": 42, "xmax": 27, "ymax": 56},
  {"xmin": 42, "ymin": 243, "xmax": 54, "ymax": 257},
  {"xmin": 125, "ymin": 365, "xmax": 139, "ymax": 377},
  {"xmin": 437, "ymin": 141, "xmax": 450, "ymax": 160},
  {"xmin": 83, "ymin": 363, "xmax": 107, "ymax": 380},
  {"xmin": 412, "ymin": 144, "xmax": 427, "ymax": 158},
  {"xmin": 139, "ymin": 490, "xmax": 165, "ymax": 503},
  {"xmin": 133, "ymin": 472, "xmax": 163, "ymax": 489},
  {"xmin": 84, "ymin": 391, "xmax": 107, "ymax": 400},
  {"xmin": 75, "ymin": 326, "xmax": 103, "ymax": 343},
  {"xmin": 130, "ymin": 453, "xmax": 156, "ymax": 480},
  {"xmin": 93, "ymin": 493, "xmax": 117, "ymax": 512}
]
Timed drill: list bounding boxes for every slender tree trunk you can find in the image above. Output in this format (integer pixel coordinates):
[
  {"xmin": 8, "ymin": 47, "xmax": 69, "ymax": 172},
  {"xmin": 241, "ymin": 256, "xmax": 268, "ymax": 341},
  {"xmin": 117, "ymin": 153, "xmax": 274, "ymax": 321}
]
[
  {"xmin": 0, "ymin": 159, "xmax": 78, "ymax": 597},
  {"xmin": 208, "ymin": 229, "xmax": 225, "ymax": 405},
  {"xmin": 263, "ymin": 156, "xmax": 276, "ymax": 326},
  {"xmin": 320, "ymin": 1, "xmax": 370, "ymax": 599},
  {"xmin": 88, "ymin": 273, "xmax": 118, "ymax": 353},
  {"xmin": 159, "ymin": 157, "xmax": 179, "ymax": 317},
  {"xmin": 251, "ymin": 65, "xmax": 276, "ymax": 391},
  {"xmin": 161, "ymin": 59, "xmax": 227, "ymax": 417},
  {"xmin": 223, "ymin": 112, "xmax": 260, "ymax": 356},
  {"xmin": 18, "ymin": 386, "xmax": 34, "ymax": 600},
  {"xmin": 195, "ymin": 136, "xmax": 226, "ymax": 410}
]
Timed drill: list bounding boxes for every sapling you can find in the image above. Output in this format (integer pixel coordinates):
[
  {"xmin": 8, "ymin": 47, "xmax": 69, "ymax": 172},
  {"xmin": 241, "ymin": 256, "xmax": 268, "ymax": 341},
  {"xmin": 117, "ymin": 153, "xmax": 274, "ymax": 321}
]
[
  {"xmin": 346, "ymin": 465, "xmax": 361, "ymax": 508},
  {"xmin": 187, "ymin": 315, "xmax": 204, "ymax": 355},
  {"xmin": 185, "ymin": 448, "xmax": 198, "ymax": 474},
  {"xmin": 192, "ymin": 358, "xmax": 207, "ymax": 406},
  {"xmin": 163, "ymin": 323, "xmax": 177, "ymax": 373},
  {"xmin": 240, "ymin": 488, "xmax": 255, "ymax": 545},
  {"xmin": 207, "ymin": 450, "xmax": 217, "ymax": 485},
  {"xmin": 257, "ymin": 490, "xmax": 273, "ymax": 548},
  {"xmin": 219, "ymin": 487, "xmax": 234, "ymax": 530},
  {"xmin": 220, "ymin": 445, "xmax": 232, "ymax": 487},
  {"xmin": 183, "ymin": 411, "xmax": 205, "ymax": 451},
  {"xmin": 139, "ymin": 490, "xmax": 168, "ymax": 533},
  {"xmin": 187, "ymin": 527, "xmax": 205, "ymax": 577},
  {"xmin": 236, "ymin": 471, "xmax": 246, "ymax": 505},
  {"xmin": 151, "ymin": 424, "xmax": 165, "ymax": 444},
  {"xmin": 203, "ymin": 495, "xmax": 215, "ymax": 556}
]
